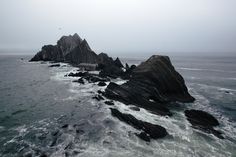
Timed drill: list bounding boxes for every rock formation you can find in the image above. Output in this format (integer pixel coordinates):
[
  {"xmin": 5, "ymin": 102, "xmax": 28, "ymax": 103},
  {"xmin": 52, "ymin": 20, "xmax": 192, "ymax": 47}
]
[
  {"xmin": 110, "ymin": 108, "xmax": 168, "ymax": 141},
  {"xmin": 185, "ymin": 110, "xmax": 223, "ymax": 139},
  {"xmin": 103, "ymin": 55, "xmax": 195, "ymax": 116},
  {"xmin": 30, "ymin": 34, "xmax": 121, "ymax": 68}
]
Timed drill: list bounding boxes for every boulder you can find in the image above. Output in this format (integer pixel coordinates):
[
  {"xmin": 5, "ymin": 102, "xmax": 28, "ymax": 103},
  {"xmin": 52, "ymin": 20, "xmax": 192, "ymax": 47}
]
[
  {"xmin": 104, "ymin": 101, "xmax": 114, "ymax": 106},
  {"xmin": 185, "ymin": 109, "xmax": 223, "ymax": 139},
  {"xmin": 92, "ymin": 95, "xmax": 104, "ymax": 101},
  {"xmin": 110, "ymin": 108, "xmax": 168, "ymax": 140},
  {"xmin": 68, "ymin": 72, "xmax": 88, "ymax": 77},
  {"xmin": 73, "ymin": 78, "xmax": 85, "ymax": 84},
  {"xmin": 98, "ymin": 81, "xmax": 107, "ymax": 86}
]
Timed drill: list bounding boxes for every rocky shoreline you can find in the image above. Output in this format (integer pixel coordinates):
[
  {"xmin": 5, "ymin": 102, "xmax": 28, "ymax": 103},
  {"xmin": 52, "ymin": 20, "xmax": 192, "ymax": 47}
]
[{"xmin": 30, "ymin": 34, "xmax": 224, "ymax": 141}]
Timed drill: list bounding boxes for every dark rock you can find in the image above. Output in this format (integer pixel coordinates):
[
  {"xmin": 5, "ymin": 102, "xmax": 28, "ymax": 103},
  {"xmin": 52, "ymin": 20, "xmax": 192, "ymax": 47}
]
[
  {"xmin": 97, "ymin": 53, "xmax": 114, "ymax": 67},
  {"xmin": 30, "ymin": 34, "xmax": 97, "ymax": 65},
  {"xmin": 76, "ymin": 129, "xmax": 85, "ymax": 134},
  {"xmin": 61, "ymin": 124, "xmax": 69, "ymax": 128},
  {"xmin": 114, "ymin": 57, "xmax": 124, "ymax": 68},
  {"xmin": 104, "ymin": 55, "xmax": 195, "ymax": 116},
  {"xmin": 110, "ymin": 108, "xmax": 168, "ymax": 139},
  {"xmin": 98, "ymin": 81, "xmax": 107, "ymax": 86},
  {"xmin": 49, "ymin": 64, "xmax": 60, "ymax": 67},
  {"xmin": 99, "ymin": 64, "xmax": 124, "ymax": 79},
  {"xmin": 92, "ymin": 95, "xmax": 104, "ymax": 101},
  {"xmin": 104, "ymin": 101, "xmax": 114, "ymax": 106},
  {"xmin": 84, "ymin": 75, "xmax": 110, "ymax": 83},
  {"xmin": 185, "ymin": 110, "xmax": 223, "ymax": 139},
  {"xmin": 73, "ymin": 78, "xmax": 85, "ymax": 84},
  {"xmin": 125, "ymin": 63, "xmax": 129, "ymax": 69},
  {"xmin": 129, "ymin": 106, "xmax": 140, "ymax": 111},
  {"xmin": 97, "ymin": 90, "xmax": 104, "ymax": 94},
  {"xmin": 104, "ymin": 82, "xmax": 172, "ymax": 116},
  {"xmin": 39, "ymin": 153, "xmax": 48, "ymax": 157},
  {"xmin": 135, "ymin": 132, "xmax": 151, "ymax": 142},
  {"xmin": 68, "ymin": 72, "xmax": 88, "ymax": 77}
]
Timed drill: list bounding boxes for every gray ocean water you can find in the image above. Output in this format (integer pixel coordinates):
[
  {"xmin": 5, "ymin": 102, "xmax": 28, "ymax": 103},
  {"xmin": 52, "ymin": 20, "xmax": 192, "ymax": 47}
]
[{"xmin": 0, "ymin": 55, "xmax": 236, "ymax": 157}]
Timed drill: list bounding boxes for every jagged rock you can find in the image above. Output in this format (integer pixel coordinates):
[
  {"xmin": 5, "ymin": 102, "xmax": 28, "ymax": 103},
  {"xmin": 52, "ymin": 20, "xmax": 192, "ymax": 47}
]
[
  {"xmin": 104, "ymin": 82, "xmax": 172, "ymax": 116},
  {"xmin": 110, "ymin": 108, "xmax": 168, "ymax": 140},
  {"xmin": 185, "ymin": 109, "xmax": 223, "ymax": 139},
  {"xmin": 98, "ymin": 81, "xmax": 107, "ymax": 86},
  {"xmin": 125, "ymin": 63, "xmax": 129, "ymax": 69},
  {"xmin": 68, "ymin": 72, "xmax": 88, "ymax": 77},
  {"xmin": 114, "ymin": 57, "xmax": 124, "ymax": 68},
  {"xmin": 64, "ymin": 40, "xmax": 98, "ymax": 65},
  {"xmin": 104, "ymin": 101, "xmax": 114, "ymax": 106},
  {"xmin": 97, "ymin": 53, "xmax": 114, "ymax": 66},
  {"xmin": 92, "ymin": 95, "xmax": 104, "ymax": 101},
  {"xmin": 104, "ymin": 55, "xmax": 195, "ymax": 116},
  {"xmin": 30, "ymin": 34, "xmax": 98, "ymax": 65},
  {"xmin": 84, "ymin": 75, "xmax": 109, "ymax": 83},
  {"xmin": 57, "ymin": 33, "xmax": 82, "ymax": 56},
  {"xmin": 73, "ymin": 78, "xmax": 85, "ymax": 84}
]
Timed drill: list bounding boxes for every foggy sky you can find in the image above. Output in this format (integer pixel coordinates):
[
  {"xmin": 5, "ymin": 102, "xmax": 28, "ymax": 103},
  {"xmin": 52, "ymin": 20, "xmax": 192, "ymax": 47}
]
[{"xmin": 0, "ymin": 0, "xmax": 236, "ymax": 56}]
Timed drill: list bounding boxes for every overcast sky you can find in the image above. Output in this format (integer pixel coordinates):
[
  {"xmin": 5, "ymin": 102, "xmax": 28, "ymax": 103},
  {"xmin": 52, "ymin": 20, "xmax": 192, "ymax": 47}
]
[{"xmin": 0, "ymin": 0, "xmax": 236, "ymax": 56}]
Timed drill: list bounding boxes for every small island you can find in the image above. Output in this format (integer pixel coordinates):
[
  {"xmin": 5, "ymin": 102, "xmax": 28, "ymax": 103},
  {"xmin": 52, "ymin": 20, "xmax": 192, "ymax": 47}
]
[{"xmin": 30, "ymin": 33, "xmax": 224, "ymax": 141}]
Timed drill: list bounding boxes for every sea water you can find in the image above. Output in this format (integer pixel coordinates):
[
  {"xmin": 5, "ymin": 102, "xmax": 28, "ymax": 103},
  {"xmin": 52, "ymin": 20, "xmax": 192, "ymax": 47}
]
[{"xmin": 0, "ymin": 55, "xmax": 235, "ymax": 157}]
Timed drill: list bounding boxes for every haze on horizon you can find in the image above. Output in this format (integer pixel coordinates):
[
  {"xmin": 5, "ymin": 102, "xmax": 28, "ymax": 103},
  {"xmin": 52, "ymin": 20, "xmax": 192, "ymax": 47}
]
[{"xmin": 0, "ymin": 0, "xmax": 236, "ymax": 57}]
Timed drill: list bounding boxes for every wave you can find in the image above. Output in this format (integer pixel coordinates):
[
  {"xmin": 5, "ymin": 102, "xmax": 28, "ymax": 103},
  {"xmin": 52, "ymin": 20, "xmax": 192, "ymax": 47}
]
[
  {"xmin": 177, "ymin": 67, "xmax": 236, "ymax": 73},
  {"xmin": 192, "ymin": 83, "xmax": 236, "ymax": 92}
]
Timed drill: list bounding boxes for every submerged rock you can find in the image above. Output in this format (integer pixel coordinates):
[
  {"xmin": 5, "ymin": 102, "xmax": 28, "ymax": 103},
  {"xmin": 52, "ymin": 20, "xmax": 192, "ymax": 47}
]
[
  {"xmin": 129, "ymin": 106, "xmax": 140, "ymax": 111},
  {"xmin": 110, "ymin": 108, "xmax": 168, "ymax": 140},
  {"xmin": 48, "ymin": 64, "xmax": 60, "ymax": 67},
  {"xmin": 185, "ymin": 109, "xmax": 223, "ymax": 139},
  {"xmin": 72, "ymin": 78, "xmax": 85, "ymax": 84},
  {"xmin": 68, "ymin": 72, "xmax": 88, "ymax": 77}
]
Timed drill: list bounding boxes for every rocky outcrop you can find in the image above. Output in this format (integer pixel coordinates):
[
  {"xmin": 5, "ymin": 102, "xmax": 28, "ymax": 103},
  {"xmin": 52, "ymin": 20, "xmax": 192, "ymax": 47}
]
[
  {"xmin": 185, "ymin": 110, "xmax": 223, "ymax": 139},
  {"xmin": 110, "ymin": 108, "xmax": 168, "ymax": 141},
  {"xmin": 104, "ymin": 55, "xmax": 195, "ymax": 116},
  {"xmin": 30, "ymin": 34, "xmax": 98, "ymax": 65},
  {"xmin": 30, "ymin": 34, "xmax": 127, "ymax": 72}
]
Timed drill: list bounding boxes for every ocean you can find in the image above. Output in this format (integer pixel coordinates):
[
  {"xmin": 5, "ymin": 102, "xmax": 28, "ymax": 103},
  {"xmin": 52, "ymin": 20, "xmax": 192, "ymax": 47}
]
[{"xmin": 0, "ymin": 55, "xmax": 235, "ymax": 157}]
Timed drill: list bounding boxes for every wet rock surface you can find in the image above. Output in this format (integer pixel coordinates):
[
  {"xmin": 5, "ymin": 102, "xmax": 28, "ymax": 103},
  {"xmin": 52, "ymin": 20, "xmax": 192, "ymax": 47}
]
[
  {"xmin": 48, "ymin": 64, "xmax": 60, "ymax": 67},
  {"xmin": 97, "ymin": 81, "xmax": 106, "ymax": 86},
  {"xmin": 104, "ymin": 55, "xmax": 195, "ymax": 116},
  {"xmin": 185, "ymin": 109, "xmax": 223, "ymax": 139},
  {"xmin": 110, "ymin": 108, "xmax": 168, "ymax": 140}
]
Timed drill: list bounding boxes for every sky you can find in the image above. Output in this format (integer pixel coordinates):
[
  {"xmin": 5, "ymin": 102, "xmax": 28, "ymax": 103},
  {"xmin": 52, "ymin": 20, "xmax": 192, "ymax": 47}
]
[{"xmin": 0, "ymin": 0, "xmax": 236, "ymax": 56}]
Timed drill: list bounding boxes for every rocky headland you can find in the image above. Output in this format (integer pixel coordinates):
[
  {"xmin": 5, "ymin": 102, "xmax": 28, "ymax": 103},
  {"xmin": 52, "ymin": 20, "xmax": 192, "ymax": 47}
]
[{"xmin": 30, "ymin": 33, "xmax": 224, "ymax": 140}]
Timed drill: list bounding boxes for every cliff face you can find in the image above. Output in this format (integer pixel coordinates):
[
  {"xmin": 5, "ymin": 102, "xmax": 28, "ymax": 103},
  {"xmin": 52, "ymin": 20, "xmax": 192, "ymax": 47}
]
[
  {"xmin": 30, "ymin": 33, "xmax": 98, "ymax": 65},
  {"xmin": 104, "ymin": 55, "xmax": 195, "ymax": 116}
]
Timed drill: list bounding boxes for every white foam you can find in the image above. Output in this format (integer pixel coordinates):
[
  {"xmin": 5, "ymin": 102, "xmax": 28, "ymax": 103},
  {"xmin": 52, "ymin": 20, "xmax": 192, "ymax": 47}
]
[{"xmin": 177, "ymin": 67, "xmax": 236, "ymax": 73}]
